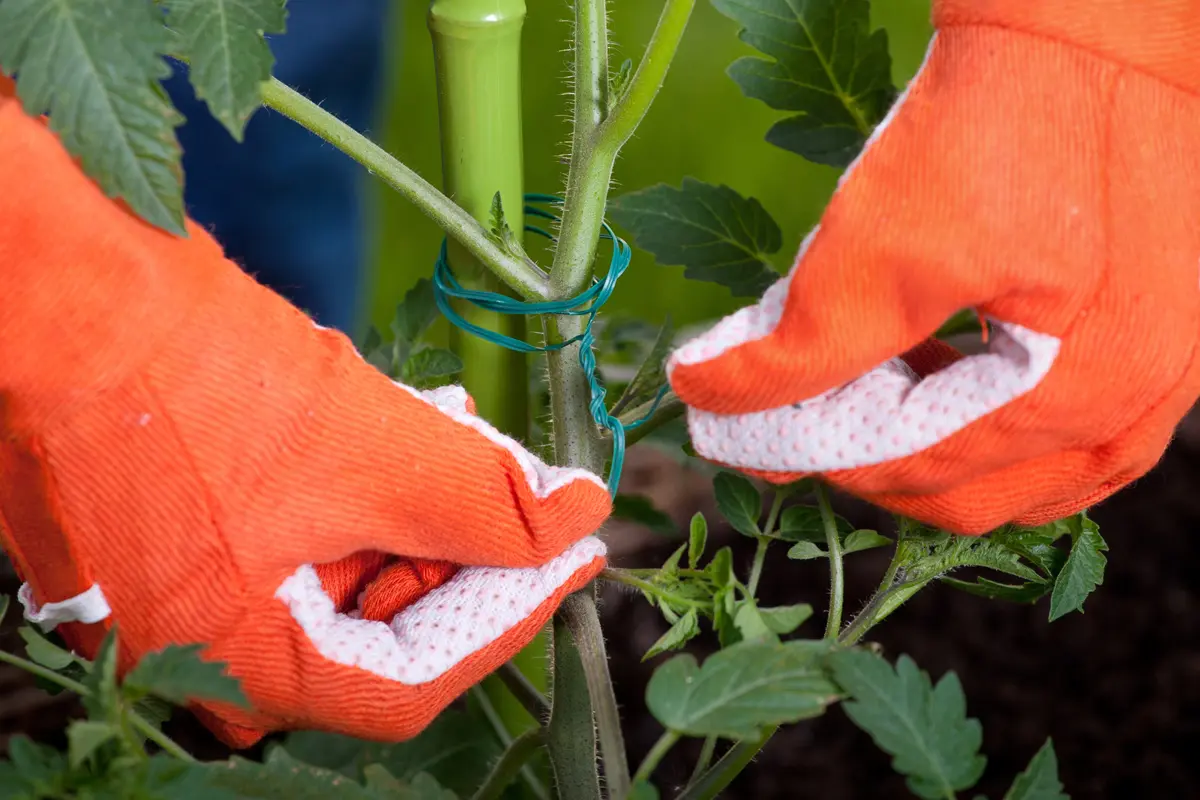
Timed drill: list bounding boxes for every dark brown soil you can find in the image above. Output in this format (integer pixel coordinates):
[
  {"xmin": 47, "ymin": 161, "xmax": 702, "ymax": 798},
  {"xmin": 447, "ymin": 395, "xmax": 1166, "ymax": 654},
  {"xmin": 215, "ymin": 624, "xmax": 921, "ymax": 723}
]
[{"xmin": 4, "ymin": 435, "xmax": 1199, "ymax": 798}]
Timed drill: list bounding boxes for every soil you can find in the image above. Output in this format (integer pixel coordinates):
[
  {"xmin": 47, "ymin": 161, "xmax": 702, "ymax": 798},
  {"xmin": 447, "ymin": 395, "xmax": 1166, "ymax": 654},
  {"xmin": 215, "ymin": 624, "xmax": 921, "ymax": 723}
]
[{"xmin": 4, "ymin": 432, "xmax": 1200, "ymax": 798}]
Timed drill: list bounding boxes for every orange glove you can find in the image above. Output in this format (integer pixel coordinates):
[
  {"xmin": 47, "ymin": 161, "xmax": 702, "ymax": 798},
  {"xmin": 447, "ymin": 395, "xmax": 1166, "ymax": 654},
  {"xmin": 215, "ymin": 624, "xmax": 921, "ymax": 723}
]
[
  {"xmin": 670, "ymin": 0, "xmax": 1200, "ymax": 534},
  {"xmin": 0, "ymin": 79, "xmax": 609, "ymax": 747}
]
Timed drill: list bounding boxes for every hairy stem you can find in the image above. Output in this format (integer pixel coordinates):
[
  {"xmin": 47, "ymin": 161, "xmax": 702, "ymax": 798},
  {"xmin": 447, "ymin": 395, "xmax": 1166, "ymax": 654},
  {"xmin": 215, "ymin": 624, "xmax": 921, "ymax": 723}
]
[
  {"xmin": 547, "ymin": 606, "xmax": 602, "ymax": 800},
  {"xmin": 559, "ymin": 590, "xmax": 631, "ymax": 799},
  {"xmin": 600, "ymin": 568, "xmax": 708, "ymax": 609},
  {"xmin": 747, "ymin": 490, "xmax": 787, "ymax": 597},
  {"xmin": 259, "ymin": 79, "xmax": 548, "ymax": 301},
  {"xmin": 816, "ymin": 484, "xmax": 845, "ymax": 640},
  {"xmin": 677, "ymin": 727, "xmax": 775, "ymax": 800},
  {"xmin": 631, "ymin": 730, "xmax": 680, "ymax": 788},
  {"xmin": 472, "ymin": 728, "xmax": 548, "ymax": 800}
]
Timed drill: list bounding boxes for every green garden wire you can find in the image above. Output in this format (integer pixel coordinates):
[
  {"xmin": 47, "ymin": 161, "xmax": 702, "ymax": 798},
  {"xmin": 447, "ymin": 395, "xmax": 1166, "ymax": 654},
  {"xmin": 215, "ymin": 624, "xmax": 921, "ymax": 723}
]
[{"xmin": 432, "ymin": 194, "xmax": 667, "ymax": 496}]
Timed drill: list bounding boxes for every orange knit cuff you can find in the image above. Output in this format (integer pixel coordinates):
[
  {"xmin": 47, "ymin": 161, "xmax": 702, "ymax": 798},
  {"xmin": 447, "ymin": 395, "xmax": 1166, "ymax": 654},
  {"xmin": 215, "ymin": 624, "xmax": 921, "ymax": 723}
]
[{"xmin": 934, "ymin": 0, "xmax": 1200, "ymax": 94}]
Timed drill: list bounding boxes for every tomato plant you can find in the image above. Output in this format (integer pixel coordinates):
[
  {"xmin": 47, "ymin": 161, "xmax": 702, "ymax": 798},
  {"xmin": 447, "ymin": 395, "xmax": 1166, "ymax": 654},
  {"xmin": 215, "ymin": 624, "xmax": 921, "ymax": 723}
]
[{"xmin": 0, "ymin": 0, "xmax": 1103, "ymax": 798}]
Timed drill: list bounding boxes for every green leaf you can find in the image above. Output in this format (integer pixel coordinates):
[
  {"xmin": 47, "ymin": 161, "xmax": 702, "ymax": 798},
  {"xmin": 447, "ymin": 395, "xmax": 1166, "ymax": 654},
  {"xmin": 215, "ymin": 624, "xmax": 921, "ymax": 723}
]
[
  {"xmin": 688, "ymin": 512, "xmax": 708, "ymax": 568},
  {"xmin": 19, "ymin": 626, "xmax": 75, "ymax": 670},
  {"xmin": 1048, "ymin": 516, "xmax": 1107, "ymax": 622},
  {"xmin": 67, "ymin": 720, "xmax": 117, "ymax": 767},
  {"xmin": 644, "ymin": 608, "xmax": 700, "ymax": 660},
  {"xmin": 776, "ymin": 505, "xmax": 853, "ymax": 542},
  {"xmin": 786, "ymin": 541, "xmax": 825, "ymax": 561},
  {"xmin": 842, "ymin": 530, "xmax": 892, "ymax": 554},
  {"xmin": 82, "ymin": 627, "xmax": 121, "ymax": 721},
  {"xmin": 942, "ymin": 576, "xmax": 1052, "ymax": 605},
  {"xmin": 402, "ymin": 348, "xmax": 464, "ymax": 387},
  {"xmin": 609, "ymin": 57, "xmax": 635, "ymax": 105},
  {"xmin": 286, "ymin": 709, "xmax": 499, "ymax": 797},
  {"xmin": 613, "ymin": 316, "xmax": 674, "ymax": 415},
  {"xmin": 613, "ymin": 494, "xmax": 677, "ymax": 537},
  {"xmin": 988, "ymin": 526, "xmax": 1069, "ymax": 579},
  {"xmin": 901, "ymin": 533, "xmax": 1044, "ymax": 586},
  {"xmin": 609, "ymin": 179, "xmax": 780, "ymax": 297},
  {"xmin": 0, "ymin": 0, "xmax": 186, "ymax": 233},
  {"xmin": 646, "ymin": 641, "xmax": 839, "ymax": 738},
  {"xmin": 707, "ymin": 546, "xmax": 734, "ymax": 588},
  {"xmin": 200, "ymin": 749, "xmax": 421, "ymax": 799},
  {"xmin": 124, "ymin": 643, "xmax": 249, "ymax": 708},
  {"xmin": 1004, "ymin": 739, "xmax": 1069, "ymax": 800},
  {"xmin": 3, "ymin": 735, "xmax": 68, "ymax": 797},
  {"xmin": 391, "ymin": 279, "xmax": 439, "ymax": 367},
  {"xmin": 630, "ymin": 781, "xmax": 660, "ymax": 800},
  {"xmin": 713, "ymin": 472, "xmax": 762, "ymax": 537},
  {"xmin": 732, "ymin": 600, "xmax": 777, "ymax": 643},
  {"xmin": 828, "ymin": 650, "xmax": 986, "ymax": 799},
  {"xmin": 758, "ymin": 604, "xmax": 813, "ymax": 635},
  {"xmin": 164, "ymin": 0, "xmax": 286, "ymax": 140},
  {"xmin": 711, "ymin": 0, "xmax": 896, "ymax": 167}
]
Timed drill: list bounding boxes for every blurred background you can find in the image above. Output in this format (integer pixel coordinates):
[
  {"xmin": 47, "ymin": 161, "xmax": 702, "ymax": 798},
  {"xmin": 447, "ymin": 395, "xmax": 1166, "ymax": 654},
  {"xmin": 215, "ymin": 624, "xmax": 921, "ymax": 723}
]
[{"xmin": 5, "ymin": 1, "xmax": 1200, "ymax": 797}]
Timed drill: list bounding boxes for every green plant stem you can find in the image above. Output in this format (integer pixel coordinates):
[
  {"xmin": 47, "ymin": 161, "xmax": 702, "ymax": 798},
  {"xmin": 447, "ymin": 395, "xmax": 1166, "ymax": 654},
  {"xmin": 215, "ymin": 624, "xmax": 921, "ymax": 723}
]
[
  {"xmin": 677, "ymin": 727, "xmax": 775, "ymax": 800},
  {"xmin": 498, "ymin": 660, "xmax": 551, "ymax": 719},
  {"xmin": 600, "ymin": 568, "xmax": 708, "ymax": 609},
  {"xmin": 558, "ymin": 591, "xmax": 631, "ymax": 799},
  {"xmin": 472, "ymin": 728, "xmax": 548, "ymax": 800},
  {"xmin": 599, "ymin": 0, "xmax": 696, "ymax": 151},
  {"xmin": 547, "ymin": 605, "xmax": 602, "ymax": 800},
  {"xmin": 686, "ymin": 736, "xmax": 718, "ymax": 789},
  {"xmin": 747, "ymin": 490, "xmax": 787, "ymax": 597},
  {"xmin": 0, "ymin": 649, "xmax": 194, "ymax": 762},
  {"xmin": 471, "ymin": 685, "xmax": 550, "ymax": 800},
  {"xmin": 258, "ymin": 79, "xmax": 548, "ymax": 302},
  {"xmin": 631, "ymin": 730, "xmax": 680, "ymax": 788},
  {"xmin": 816, "ymin": 484, "xmax": 844, "ymax": 640},
  {"xmin": 617, "ymin": 392, "xmax": 684, "ymax": 447}
]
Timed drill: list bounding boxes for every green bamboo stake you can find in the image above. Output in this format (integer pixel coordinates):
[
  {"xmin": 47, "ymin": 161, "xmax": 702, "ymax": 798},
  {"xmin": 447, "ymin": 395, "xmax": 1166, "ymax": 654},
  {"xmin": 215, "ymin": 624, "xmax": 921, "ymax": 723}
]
[{"xmin": 427, "ymin": 0, "xmax": 547, "ymax": 775}]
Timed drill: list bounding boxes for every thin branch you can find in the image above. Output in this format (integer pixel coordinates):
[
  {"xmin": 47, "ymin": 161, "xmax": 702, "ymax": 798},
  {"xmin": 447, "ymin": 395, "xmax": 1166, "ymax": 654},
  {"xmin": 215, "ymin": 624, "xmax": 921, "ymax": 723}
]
[
  {"xmin": 617, "ymin": 391, "xmax": 685, "ymax": 447},
  {"xmin": 471, "ymin": 685, "xmax": 551, "ymax": 800},
  {"xmin": 631, "ymin": 729, "xmax": 680, "ymax": 788},
  {"xmin": 816, "ymin": 484, "xmax": 845, "ymax": 639},
  {"xmin": 472, "ymin": 728, "xmax": 547, "ymax": 800},
  {"xmin": 676, "ymin": 727, "xmax": 775, "ymax": 800},
  {"xmin": 498, "ymin": 661, "xmax": 551, "ymax": 719},
  {"xmin": 599, "ymin": 0, "xmax": 697, "ymax": 152},
  {"xmin": 259, "ymin": 79, "xmax": 549, "ymax": 302}
]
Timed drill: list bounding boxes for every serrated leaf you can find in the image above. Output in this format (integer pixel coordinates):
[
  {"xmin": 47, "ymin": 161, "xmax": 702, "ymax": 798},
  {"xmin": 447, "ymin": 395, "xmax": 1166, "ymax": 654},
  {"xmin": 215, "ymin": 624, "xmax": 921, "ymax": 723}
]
[
  {"xmin": 759, "ymin": 603, "xmax": 813, "ymax": 634},
  {"xmin": 942, "ymin": 576, "xmax": 1052, "ymax": 605},
  {"xmin": 711, "ymin": 0, "xmax": 896, "ymax": 167},
  {"xmin": 829, "ymin": 650, "xmax": 986, "ymax": 799},
  {"xmin": 713, "ymin": 472, "xmax": 762, "ymax": 536},
  {"xmin": 613, "ymin": 316, "xmax": 674, "ymax": 415},
  {"xmin": 1048, "ymin": 516, "xmax": 1107, "ymax": 622},
  {"xmin": 19, "ymin": 626, "xmax": 75, "ymax": 670},
  {"xmin": 391, "ymin": 279, "xmax": 439, "ymax": 367},
  {"xmin": 1004, "ymin": 739, "xmax": 1069, "ymax": 800},
  {"xmin": 646, "ymin": 640, "xmax": 838, "ymax": 738},
  {"xmin": 688, "ymin": 512, "xmax": 708, "ymax": 568},
  {"xmin": 67, "ymin": 720, "xmax": 117, "ymax": 767},
  {"xmin": 287, "ymin": 709, "xmax": 499, "ymax": 797},
  {"xmin": 644, "ymin": 609, "xmax": 700, "ymax": 660},
  {"xmin": 609, "ymin": 179, "xmax": 780, "ymax": 297},
  {"xmin": 0, "ymin": 0, "xmax": 186, "ymax": 233},
  {"xmin": 613, "ymin": 494, "xmax": 676, "ymax": 537},
  {"xmin": 842, "ymin": 530, "xmax": 892, "ymax": 554},
  {"xmin": 787, "ymin": 541, "xmax": 825, "ymax": 561},
  {"xmin": 902, "ymin": 533, "xmax": 1043, "ymax": 586},
  {"xmin": 164, "ymin": 0, "xmax": 286, "ymax": 140},
  {"xmin": 989, "ymin": 527, "xmax": 1069, "ymax": 579},
  {"xmin": 402, "ymin": 348, "xmax": 463, "ymax": 387},
  {"xmin": 200, "ymin": 749, "xmax": 405, "ymax": 799},
  {"xmin": 776, "ymin": 505, "xmax": 853, "ymax": 542},
  {"xmin": 82, "ymin": 627, "xmax": 121, "ymax": 720},
  {"xmin": 732, "ymin": 601, "xmax": 777, "ymax": 643},
  {"xmin": 124, "ymin": 643, "xmax": 248, "ymax": 708},
  {"xmin": 4, "ymin": 735, "xmax": 68, "ymax": 796}
]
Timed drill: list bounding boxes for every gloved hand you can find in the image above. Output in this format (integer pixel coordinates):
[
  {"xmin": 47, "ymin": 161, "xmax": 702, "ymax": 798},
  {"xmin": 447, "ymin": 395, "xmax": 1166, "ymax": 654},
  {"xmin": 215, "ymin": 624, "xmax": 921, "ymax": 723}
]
[
  {"xmin": 0, "ymin": 78, "xmax": 610, "ymax": 747},
  {"xmin": 669, "ymin": 0, "xmax": 1200, "ymax": 534}
]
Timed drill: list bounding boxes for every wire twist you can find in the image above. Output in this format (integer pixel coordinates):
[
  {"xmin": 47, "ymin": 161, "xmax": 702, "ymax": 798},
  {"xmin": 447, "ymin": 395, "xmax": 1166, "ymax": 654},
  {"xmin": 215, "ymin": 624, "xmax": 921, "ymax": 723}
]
[{"xmin": 432, "ymin": 194, "xmax": 666, "ymax": 495}]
